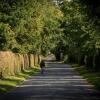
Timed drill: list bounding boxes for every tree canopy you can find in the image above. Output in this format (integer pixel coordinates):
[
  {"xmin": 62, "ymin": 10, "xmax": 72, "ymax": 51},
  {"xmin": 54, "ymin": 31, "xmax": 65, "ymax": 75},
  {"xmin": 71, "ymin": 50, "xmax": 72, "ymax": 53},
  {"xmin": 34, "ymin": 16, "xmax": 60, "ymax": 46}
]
[
  {"xmin": 0, "ymin": 0, "xmax": 100, "ymax": 71},
  {"xmin": 0, "ymin": 0, "xmax": 63, "ymax": 55},
  {"xmin": 52, "ymin": 0, "xmax": 100, "ymax": 71}
]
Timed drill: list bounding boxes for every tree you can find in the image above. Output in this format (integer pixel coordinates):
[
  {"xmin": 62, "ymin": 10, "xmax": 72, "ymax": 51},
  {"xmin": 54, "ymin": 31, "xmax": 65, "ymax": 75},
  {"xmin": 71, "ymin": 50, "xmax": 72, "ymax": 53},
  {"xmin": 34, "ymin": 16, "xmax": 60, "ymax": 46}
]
[{"xmin": 0, "ymin": 0, "xmax": 63, "ymax": 56}]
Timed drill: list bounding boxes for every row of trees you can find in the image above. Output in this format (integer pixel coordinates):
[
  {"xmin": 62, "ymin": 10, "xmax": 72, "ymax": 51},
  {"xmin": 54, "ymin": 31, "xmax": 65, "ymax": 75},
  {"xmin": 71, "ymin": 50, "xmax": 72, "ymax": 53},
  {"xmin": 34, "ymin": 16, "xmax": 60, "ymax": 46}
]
[
  {"xmin": 1, "ymin": 0, "xmax": 100, "ymax": 72},
  {"xmin": 53, "ymin": 0, "xmax": 100, "ymax": 71},
  {"xmin": 0, "ymin": 0, "xmax": 63, "ymax": 55}
]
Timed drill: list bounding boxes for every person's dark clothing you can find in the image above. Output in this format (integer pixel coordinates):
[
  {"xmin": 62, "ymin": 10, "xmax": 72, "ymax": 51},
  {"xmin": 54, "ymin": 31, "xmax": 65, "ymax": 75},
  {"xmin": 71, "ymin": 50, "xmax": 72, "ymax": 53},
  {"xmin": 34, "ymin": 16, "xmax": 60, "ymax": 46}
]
[
  {"xmin": 40, "ymin": 60, "xmax": 45, "ymax": 74},
  {"xmin": 40, "ymin": 60, "xmax": 45, "ymax": 68}
]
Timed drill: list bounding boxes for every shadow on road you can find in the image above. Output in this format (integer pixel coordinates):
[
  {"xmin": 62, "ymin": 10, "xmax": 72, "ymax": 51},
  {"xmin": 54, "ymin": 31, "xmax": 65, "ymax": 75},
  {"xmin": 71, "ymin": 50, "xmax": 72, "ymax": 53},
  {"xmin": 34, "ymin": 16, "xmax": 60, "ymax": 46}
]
[{"xmin": 1, "ymin": 61, "xmax": 100, "ymax": 100}]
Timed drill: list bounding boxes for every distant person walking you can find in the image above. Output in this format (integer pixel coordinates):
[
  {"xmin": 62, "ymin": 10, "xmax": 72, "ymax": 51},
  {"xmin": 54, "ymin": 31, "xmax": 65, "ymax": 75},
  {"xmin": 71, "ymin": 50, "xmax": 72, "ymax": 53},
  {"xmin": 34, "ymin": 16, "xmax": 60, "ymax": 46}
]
[{"xmin": 40, "ymin": 60, "xmax": 45, "ymax": 74}]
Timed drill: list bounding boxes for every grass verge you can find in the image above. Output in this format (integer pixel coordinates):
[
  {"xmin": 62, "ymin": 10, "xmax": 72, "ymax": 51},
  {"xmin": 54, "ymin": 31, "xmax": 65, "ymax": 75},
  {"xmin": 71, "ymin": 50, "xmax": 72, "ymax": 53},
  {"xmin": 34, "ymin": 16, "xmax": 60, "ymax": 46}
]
[
  {"xmin": 0, "ymin": 66, "xmax": 40, "ymax": 94},
  {"xmin": 71, "ymin": 64, "xmax": 100, "ymax": 91}
]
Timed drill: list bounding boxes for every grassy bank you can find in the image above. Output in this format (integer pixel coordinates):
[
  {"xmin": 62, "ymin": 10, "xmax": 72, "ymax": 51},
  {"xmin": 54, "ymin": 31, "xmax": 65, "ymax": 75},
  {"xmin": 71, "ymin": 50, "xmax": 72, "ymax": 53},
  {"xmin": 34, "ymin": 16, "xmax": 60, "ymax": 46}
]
[
  {"xmin": 0, "ymin": 66, "xmax": 40, "ymax": 94},
  {"xmin": 71, "ymin": 64, "xmax": 100, "ymax": 91}
]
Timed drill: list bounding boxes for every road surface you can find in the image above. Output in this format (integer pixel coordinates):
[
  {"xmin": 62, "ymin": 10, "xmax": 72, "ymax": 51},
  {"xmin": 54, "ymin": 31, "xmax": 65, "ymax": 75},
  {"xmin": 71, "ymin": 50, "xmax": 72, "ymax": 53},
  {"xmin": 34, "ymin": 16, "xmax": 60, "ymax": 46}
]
[{"xmin": 2, "ymin": 62, "xmax": 100, "ymax": 100}]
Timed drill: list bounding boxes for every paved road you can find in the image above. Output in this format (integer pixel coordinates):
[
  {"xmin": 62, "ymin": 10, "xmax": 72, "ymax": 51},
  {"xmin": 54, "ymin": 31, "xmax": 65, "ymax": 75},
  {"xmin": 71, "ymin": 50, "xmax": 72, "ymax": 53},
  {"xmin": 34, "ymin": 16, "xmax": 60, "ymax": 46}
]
[{"xmin": 2, "ymin": 62, "xmax": 100, "ymax": 100}]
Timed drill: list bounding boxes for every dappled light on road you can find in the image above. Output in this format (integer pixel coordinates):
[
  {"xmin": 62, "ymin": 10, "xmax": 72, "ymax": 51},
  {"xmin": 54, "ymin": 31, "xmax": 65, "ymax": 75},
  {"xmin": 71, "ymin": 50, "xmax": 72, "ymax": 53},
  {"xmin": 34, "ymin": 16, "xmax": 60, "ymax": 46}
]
[{"xmin": 2, "ymin": 62, "xmax": 100, "ymax": 100}]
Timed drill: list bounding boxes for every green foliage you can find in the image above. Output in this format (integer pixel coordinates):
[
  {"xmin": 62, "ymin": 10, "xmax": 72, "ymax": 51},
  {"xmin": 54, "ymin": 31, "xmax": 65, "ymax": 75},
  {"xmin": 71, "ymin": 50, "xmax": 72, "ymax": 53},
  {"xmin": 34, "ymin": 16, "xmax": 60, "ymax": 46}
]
[
  {"xmin": 40, "ymin": 4, "xmax": 63, "ymax": 55},
  {"xmin": 0, "ymin": 23, "xmax": 16, "ymax": 50},
  {"xmin": 1, "ymin": 0, "xmax": 100, "ymax": 71},
  {"xmin": 0, "ymin": 0, "xmax": 63, "ymax": 55},
  {"xmin": 53, "ymin": 0, "xmax": 100, "ymax": 71}
]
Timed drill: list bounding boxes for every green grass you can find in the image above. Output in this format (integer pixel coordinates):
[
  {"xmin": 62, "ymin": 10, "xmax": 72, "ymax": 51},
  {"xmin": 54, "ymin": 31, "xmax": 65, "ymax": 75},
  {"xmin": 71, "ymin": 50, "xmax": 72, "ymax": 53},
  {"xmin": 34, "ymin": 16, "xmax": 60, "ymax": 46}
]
[
  {"xmin": 0, "ymin": 67, "xmax": 40, "ymax": 94},
  {"xmin": 71, "ymin": 64, "xmax": 100, "ymax": 91}
]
